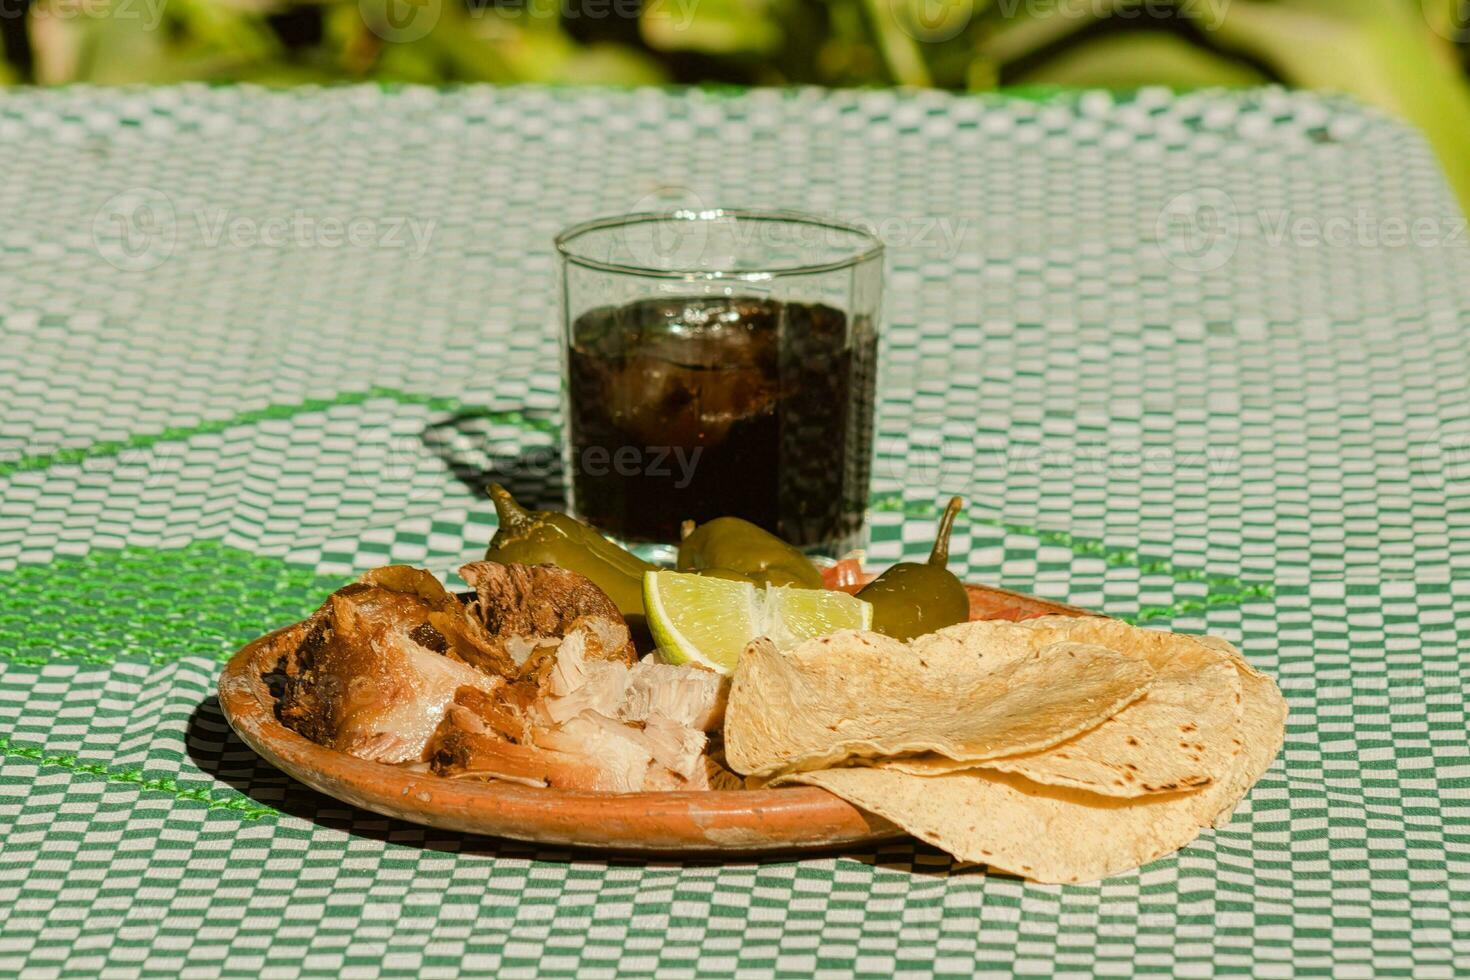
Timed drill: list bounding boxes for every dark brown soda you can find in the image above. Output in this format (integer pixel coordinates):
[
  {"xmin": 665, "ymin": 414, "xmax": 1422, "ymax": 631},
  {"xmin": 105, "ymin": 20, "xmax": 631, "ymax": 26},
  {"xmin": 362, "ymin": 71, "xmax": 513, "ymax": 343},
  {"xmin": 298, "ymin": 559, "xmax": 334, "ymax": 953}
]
[{"xmin": 565, "ymin": 295, "xmax": 877, "ymax": 548}]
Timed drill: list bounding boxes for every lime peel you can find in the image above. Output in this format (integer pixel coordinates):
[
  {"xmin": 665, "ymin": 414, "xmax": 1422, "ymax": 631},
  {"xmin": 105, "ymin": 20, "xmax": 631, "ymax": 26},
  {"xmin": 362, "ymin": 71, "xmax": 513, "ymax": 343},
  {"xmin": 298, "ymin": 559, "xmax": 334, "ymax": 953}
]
[{"xmin": 644, "ymin": 571, "xmax": 872, "ymax": 674}]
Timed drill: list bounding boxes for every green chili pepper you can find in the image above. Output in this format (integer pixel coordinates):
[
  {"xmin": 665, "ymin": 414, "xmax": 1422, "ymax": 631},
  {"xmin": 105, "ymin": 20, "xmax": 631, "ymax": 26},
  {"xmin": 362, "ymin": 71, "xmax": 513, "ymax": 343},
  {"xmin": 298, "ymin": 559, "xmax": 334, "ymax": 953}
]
[
  {"xmin": 676, "ymin": 517, "xmax": 825, "ymax": 590},
  {"xmin": 858, "ymin": 496, "xmax": 970, "ymax": 641},
  {"xmin": 484, "ymin": 484, "xmax": 654, "ymax": 621}
]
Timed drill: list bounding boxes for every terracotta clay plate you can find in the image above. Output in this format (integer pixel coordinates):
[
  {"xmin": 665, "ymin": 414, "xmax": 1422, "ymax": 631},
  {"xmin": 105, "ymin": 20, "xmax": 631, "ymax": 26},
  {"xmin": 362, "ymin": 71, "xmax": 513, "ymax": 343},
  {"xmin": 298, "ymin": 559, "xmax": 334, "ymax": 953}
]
[{"xmin": 218, "ymin": 582, "xmax": 1093, "ymax": 856}]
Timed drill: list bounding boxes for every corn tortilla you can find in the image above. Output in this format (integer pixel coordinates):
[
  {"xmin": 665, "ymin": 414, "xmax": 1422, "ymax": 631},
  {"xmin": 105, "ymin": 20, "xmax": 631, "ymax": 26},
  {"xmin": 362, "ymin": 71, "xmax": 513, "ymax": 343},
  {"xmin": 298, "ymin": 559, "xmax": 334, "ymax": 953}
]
[
  {"xmin": 885, "ymin": 619, "xmax": 1244, "ymax": 797},
  {"xmin": 780, "ymin": 766, "xmax": 1207, "ymax": 885},
  {"xmin": 725, "ymin": 627, "xmax": 1155, "ymax": 778},
  {"xmin": 776, "ymin": 631, "xmax": 1287, "ymax": 882},
  {"xmin": 1191, "ymin": 636, "xmax": 1288, "ymax": 827}
]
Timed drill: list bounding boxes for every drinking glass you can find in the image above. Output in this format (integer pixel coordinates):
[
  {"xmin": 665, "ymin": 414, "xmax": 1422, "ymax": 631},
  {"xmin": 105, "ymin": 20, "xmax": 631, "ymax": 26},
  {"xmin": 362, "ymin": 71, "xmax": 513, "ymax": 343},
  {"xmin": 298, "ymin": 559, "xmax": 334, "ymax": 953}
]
[{"xmin": 556, "ymin": 209, "xmax": 883, "ymax": 553}]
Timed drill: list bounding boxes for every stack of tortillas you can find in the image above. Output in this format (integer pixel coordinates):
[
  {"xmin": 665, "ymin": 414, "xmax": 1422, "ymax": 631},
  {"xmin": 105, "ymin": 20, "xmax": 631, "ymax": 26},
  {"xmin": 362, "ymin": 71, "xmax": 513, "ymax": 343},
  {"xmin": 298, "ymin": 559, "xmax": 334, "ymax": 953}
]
[{"xmin": 725, "ymin": 616, "xmax": 1286, "ymax": 884}]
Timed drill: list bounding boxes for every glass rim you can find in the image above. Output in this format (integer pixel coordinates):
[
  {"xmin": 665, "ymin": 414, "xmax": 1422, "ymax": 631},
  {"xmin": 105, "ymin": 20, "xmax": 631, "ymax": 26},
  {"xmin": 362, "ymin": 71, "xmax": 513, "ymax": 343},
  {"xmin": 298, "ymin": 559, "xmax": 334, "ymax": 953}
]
[{"xmin": 554, "ymin": 208, "xmax": 885, "ymax": 281}]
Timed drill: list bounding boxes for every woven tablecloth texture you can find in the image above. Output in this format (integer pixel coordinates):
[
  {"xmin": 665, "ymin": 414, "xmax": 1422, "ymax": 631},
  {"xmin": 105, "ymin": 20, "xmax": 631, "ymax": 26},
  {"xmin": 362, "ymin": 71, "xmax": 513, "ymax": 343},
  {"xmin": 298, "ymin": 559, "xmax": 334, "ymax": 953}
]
[{"xmin": 1, "ymin": 84, "xmax": 1468, "ymax": 978}]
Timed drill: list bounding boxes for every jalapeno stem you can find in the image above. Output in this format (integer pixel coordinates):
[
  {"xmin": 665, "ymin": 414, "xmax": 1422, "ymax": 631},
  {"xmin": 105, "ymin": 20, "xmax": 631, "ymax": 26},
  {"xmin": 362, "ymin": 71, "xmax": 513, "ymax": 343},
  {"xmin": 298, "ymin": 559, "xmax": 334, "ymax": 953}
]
[
  {"xmin": 928, "ymin": 496, "xmax": 964, "ymax": 568},
  {"xmin": 487, "ymin": 483, "xmax": 533, "ymax": 534}
]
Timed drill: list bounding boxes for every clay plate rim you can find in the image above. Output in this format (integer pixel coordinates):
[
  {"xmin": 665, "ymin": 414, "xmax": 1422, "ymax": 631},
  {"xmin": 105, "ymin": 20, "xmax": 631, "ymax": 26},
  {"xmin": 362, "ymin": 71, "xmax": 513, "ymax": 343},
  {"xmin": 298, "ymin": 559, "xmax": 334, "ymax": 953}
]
[{"xmin": 218, "ymin": 582, "xmax": 1094, "ymax": 856}]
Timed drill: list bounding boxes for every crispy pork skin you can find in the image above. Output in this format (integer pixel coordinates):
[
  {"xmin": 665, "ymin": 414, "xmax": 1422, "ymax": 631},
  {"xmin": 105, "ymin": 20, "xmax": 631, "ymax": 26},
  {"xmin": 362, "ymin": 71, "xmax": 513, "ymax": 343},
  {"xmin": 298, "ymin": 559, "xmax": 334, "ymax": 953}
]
[
  {"xmin": 277, "ymin": 581, "xmax": 497, "ymax": 764},
  {"xmin": 278, "ymin": 562, "xmax": 721, "ymax": 789}
]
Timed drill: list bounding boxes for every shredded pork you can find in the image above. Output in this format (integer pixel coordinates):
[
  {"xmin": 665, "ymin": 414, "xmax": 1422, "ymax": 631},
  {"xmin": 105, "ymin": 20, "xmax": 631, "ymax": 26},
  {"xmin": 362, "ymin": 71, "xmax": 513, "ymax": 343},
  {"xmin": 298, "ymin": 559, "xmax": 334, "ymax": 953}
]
[{"xmin": 276, "ymin": 561, "xmax": 730, "ymax": 792}]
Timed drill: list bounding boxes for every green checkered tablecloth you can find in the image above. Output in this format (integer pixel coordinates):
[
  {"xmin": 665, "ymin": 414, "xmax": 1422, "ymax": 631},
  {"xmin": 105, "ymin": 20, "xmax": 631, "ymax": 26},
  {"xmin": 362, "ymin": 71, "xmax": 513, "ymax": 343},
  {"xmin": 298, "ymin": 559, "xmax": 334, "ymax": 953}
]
[{"xmin": 1, "ymin": 83, "xmax": 1467, "ymax": 978}]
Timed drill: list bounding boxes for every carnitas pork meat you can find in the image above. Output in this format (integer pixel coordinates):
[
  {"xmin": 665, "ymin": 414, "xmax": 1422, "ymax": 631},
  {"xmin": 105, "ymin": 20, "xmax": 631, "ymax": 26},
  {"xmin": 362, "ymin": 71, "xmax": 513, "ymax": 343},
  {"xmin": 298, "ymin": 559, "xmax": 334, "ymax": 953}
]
[
  {"xmin": 276, "ymin": 561, "xmax": 730, "ymax": 792},
  {"xmin": 275, "ymin": 566, "xmax": 495, "ymax": 764}
]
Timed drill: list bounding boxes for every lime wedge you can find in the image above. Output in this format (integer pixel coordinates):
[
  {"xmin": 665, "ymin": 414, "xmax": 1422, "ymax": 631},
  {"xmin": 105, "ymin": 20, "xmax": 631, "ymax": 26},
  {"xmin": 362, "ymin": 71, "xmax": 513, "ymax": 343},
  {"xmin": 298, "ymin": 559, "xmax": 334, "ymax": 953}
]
[
  {"xmin": 765, "ymin": 584, "xmax": 874, "ymax": 651},
  {"xmin": 644, "ymin": 571, "xmax": 873, "ymax": 674},
  {"xmin": 644, "ymin": 571, "xmax": 760, "ymax": 672}
]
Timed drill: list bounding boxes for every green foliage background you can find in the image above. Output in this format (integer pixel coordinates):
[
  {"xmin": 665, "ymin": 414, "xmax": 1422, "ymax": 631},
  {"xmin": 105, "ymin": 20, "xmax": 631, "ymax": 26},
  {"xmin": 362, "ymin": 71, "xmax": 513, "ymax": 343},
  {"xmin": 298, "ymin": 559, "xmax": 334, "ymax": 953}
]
[{"xmin": 2, "ymin": 0, "xmax": 1468, "ymax": 209}]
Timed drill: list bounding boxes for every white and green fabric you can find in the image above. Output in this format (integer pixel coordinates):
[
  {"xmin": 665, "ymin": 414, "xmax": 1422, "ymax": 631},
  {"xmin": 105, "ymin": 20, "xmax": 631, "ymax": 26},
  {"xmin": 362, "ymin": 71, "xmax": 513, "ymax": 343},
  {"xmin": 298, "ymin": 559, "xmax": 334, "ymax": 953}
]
[{"xmin": 1, "ymin": 84, "xmax": 1468, "ymax": 978}]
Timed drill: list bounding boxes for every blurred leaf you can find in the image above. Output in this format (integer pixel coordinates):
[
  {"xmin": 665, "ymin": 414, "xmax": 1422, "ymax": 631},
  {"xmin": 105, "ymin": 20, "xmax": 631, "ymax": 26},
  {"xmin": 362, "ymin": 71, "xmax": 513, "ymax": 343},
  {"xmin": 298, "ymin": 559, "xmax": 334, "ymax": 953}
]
[
  {"xmin": 439, "ymin": 13, "xmax": 565, "ymax": 82},
  {"xmin": 1210, "ymin": 0, "xmax": 1470, "ymax": 215},
  {"xmin": 230, "ymin": 62, "xmax": 354, "ymax": 85},
  {"xmin": 977, "ymin": 0, "xmax": 1118, "ymax": 65},
  {"xmin": 641, "ymin": 0, "xmax": 783, "ymax": 55},
  {"xmin": 28, "ymin": 0, "xmax": 287, "ymax": 84},
  {"xmin": 373, "ymin": 41, "xmax": 454, "ymax": 83},
  {"xmin": 554, "ymin": 42, "xmax": 668, "ymax": 85},
  {"xmin": 888, "ymin": 0, "xmax": 985, "ymax": 44},
  {"xmin": 965, "ymin": 54, "xmax": 998, "ymax": 91},
  {"xmin": 813, "ymin": 0, "xmax": 883, "ymax": 84},
  {"xmin": 1012, "ymin": 32, "xmax": 1266, "ymax": 89},
  {"xmin": 169, "ymin": 0, "xmax": 282, "ymax": 60},
  {"xmin": 30, "ymin": 4, "xmax": 169, "ymax": 83},
  {"xmin": 28, "ymin": 3, "xmax": 84, "ymax": 84},
  {"xmin": 7, "ymin": 0, "xmax": 1470, "ymax": 220},
  {"xmin": 861, "ymin": 0, "xmax": 932, "ymax": 85}
]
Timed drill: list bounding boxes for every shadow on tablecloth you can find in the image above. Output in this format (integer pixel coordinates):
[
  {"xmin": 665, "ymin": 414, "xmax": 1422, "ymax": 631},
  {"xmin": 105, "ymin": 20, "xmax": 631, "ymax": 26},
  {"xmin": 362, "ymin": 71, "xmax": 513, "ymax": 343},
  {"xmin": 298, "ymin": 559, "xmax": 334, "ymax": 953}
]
[
  {"xmin": 420, "ymin": 409, "xmax": 565, "ymax": 508},
  {"xmin": 186, "ymin": 695, "xmax": 988, "ymax": 877}
]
